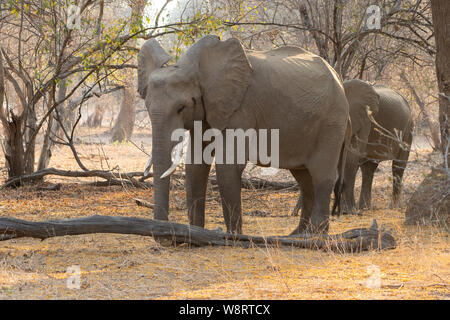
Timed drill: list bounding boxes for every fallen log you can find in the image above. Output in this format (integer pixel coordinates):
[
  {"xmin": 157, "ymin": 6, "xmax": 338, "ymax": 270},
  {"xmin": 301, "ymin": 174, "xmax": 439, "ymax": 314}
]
[
  {"xmin": 1, "ymin": 168, "xmax": 296, "ymax": 191},
  {"xmin": 134, "ymin": 198, "xmax": 154, "ymax": 209},
  {"xmin": 0, "ymin": 216, "xmax": 395, "ymax": 252},
  {"xmin": 1, "ymin": 168, "xmax": 150, "ymax": 189}
]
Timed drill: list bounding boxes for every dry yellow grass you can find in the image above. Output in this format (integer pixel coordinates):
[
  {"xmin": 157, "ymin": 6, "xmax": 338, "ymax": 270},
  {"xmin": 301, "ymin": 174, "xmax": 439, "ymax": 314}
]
[{"xmin": 0, "ymin": 129, "xmax": 448, "ymax": 299}]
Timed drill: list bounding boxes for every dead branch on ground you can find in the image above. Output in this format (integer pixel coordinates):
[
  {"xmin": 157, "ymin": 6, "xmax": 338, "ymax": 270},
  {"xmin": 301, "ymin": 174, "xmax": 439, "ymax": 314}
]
[{"xmin": 0, "ymin": 216, "xmax": 395, "ymax": 253}]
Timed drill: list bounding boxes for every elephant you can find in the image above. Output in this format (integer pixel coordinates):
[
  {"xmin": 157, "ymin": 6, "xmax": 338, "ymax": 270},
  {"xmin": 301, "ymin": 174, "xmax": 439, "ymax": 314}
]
[
  {"xmin": 292, "ymin": 80, "xmax": 413, "ymax": 216},
  {"xmin": 357, "ymin": 84, "xmax": 413, "ymax": 210},
  {"xmin": 137, "ymin": 35, "xmax": 350, "ymax": 235}
]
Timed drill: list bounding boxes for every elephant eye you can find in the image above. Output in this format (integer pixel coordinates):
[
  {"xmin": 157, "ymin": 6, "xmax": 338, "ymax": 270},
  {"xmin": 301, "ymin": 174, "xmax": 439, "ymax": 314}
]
[{"xmin": 177, "ymin": 105, "xmax": 185, "ymax": 114}]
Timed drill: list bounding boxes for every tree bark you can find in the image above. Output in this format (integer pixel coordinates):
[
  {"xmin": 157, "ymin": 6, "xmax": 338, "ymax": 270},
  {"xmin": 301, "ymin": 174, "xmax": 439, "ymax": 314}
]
[
  {"xmin": 87, "ymin": 103, "xmax": 106, "ymax": 128},
  {"xmin": 0, "ymin": 216, "xmax": 396, "ymax": 252},
  {"xmin": 110, "ymin": 86, "xmax": 136, "ymax": 142},
  {"xmin": 4, "ymin": 113, "xmax": 25, "ymax": 181},
  {"xmin": 1, "ymin": 166, "xmax": 298, "ymax": 191},
  {"xmin": 431, "ymin": 0, "xmax": 450, "ymax": 164},
  {"xmin": 37, "ymin": 79, "xmax": 69, "ymax": 171},
  {"xmin": 400, "ymin": 72, "xmax": 441, "ymax": 151},
  {"xmin": 406, "ymin": 1, "xmax": 450, "ymax": 228},
  {"xmin": 109, "ymin": 0, "xmax": 146, "ymax": 143}
]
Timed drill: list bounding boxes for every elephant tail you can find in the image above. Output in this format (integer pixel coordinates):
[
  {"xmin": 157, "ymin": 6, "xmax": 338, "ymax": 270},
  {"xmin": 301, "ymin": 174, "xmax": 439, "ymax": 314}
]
[{"xmin": 331, "ymin": 117, "xmax": 352, "ymax": 216}]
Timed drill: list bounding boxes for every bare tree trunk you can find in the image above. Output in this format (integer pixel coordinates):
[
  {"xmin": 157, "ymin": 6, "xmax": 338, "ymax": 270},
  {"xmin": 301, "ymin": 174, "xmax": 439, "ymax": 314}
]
[
  {"xmin": 0, "ymin": 51, "xmax": 26, "ymax": 181},
  {"xmin": 431, "ymin": 0, "xmax": 450, "ymax": 165},
  {"xmin": 406, "ymin": 1, "xmax": 450, "ymax": 227},
  {"xmin": 37, "ymin": 109, "xmax": 53, "ymax": 171},
  {"xmin": 109, "ymin": 0, "xmax": 146, "ymax": 143},
  {"xmin": 400, "ymin": 72, "xmax": 441, "ymax": 151},
  {"xmin": 0, "ymin": 49, "xmax": 6, "ymax": 159},
  {"xmin": 110, "ymin": 86, "xmax": 136, "ymax": 142},
  {"xmin": 87, "ymin": 103, "xmax": 106, "ymax": 128},
  {"xmin": 24, "ymin": 105, "xmax": 36, "ymax": 174},
  {"xmin": 37, "ymin": 79, "xmax": 67, "ymax": 171},
  {"xmin": 5, "ymin": 114, "xmax": 25, "ymax": 180}
]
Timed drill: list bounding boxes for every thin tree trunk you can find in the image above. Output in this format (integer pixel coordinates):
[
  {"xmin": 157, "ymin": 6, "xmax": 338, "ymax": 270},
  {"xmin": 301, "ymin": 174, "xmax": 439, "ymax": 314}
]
[
  {"xmin": 5, "ymin": 113, "xmax": 25, "ymax": 180},
  {"xmin": 24, "ymin": 104, "xmax": 36, "ymax": 174},
  {"xmin": 37, "ymin": 79, "xmax": 67, "ymax": 171},
  {"xmin": 431, "ymin": 0, "xmax": 450, "ymax": 165},
  {"xmin": 0, "ymin": 49, "xmax": 29, "ymax": 181},
  {"xmin": 110, "ymin": 0, "xmax": 146, "ymax": 143},
  {"xmin": 400, "ymin": 72, "xmax": 441, "ymax": 151},
  {"xmin": 87, "ymin": 103, "xmax": 105, "ymax": 128},
  {"xmin": 110, "ymin": 86, "xmax": 136, "ymax": 142},
  {"xmin": 37, "ymin": 109, "xmax": 53, "ymax": 171},
  {"xmin": 406, "ymin": 1, "xmax": 450, "ymax": 227}
]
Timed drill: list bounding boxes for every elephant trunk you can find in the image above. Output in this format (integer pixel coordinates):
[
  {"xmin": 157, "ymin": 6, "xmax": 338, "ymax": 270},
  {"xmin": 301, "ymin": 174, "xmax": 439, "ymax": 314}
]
[{"xmin": 151, "ymin": 120, "xmax": 172, "ymax": 221}]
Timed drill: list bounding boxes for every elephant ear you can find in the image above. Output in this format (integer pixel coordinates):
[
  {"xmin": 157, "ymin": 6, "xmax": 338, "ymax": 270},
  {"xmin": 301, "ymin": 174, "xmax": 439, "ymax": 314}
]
[
  {"xmin": 343, "ymin": 79, "xmax": 380, "ymax": 134},
  {"xmin": 137, "ymin": 39, "xmax": 172, "ymax": 99},
  {"xmin": 186, "ymin": 36, "xmax": 252, "ymax": 130}
]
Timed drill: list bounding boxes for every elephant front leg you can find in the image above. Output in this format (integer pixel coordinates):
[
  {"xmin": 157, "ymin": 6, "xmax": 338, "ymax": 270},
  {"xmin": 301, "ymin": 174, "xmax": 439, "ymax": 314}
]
[
  {"xmin": 186, "ymin": 162, "xmax": 211, "ymax": 228},
  {"xmin": 215, "ymin": 163, "xmax": 245, "ymax": 234},
  {"xmin": 358, "ymin": 160, "xmax": 378, "ymax": 210}
]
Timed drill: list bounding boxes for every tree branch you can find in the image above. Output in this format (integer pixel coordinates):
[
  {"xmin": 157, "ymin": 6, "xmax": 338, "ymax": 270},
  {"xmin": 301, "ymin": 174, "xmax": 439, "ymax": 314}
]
[{"xmin": 0, "ymin": 216, "xmax": 396, "ymax": 252}]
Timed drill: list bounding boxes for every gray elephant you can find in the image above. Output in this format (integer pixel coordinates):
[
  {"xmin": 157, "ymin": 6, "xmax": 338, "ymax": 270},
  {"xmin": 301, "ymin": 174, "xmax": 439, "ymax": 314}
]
[
  {"xmin": 292, "ymin": 80, "xmax": 413, "ymax": 216},
  {"xmin": 138, "ymin": 35, "xmax": 350, "ymax": 235},
  {"xmin": 357, "ymin": 84, "xmax": 413, "ymax": 210}
]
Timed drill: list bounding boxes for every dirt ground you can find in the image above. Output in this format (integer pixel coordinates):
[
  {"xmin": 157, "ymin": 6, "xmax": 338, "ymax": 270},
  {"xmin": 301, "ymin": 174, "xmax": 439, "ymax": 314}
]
[{"xmin": 0, "ymin": 128, "xmax": 448, "ymax": 299}]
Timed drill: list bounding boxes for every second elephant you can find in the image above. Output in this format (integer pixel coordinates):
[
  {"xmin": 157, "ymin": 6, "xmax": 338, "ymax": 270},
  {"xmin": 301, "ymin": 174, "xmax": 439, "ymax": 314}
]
[{"xmin": 292, "ymin": 80, "xmax": 413, "ymax": 216}]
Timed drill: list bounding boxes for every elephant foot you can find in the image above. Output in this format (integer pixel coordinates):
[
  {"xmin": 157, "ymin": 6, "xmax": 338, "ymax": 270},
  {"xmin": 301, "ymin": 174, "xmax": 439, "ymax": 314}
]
[
  {"xmin": 226, "ymin": 227, "xmax": 243, "ymax": 236},
  {"xmin": 289, "ymin": 221, "xmax": 309, "ymax": 236},
  {"xmin": 288, "ymin": 225, "xmax": 328, "ymax": 238},
  {"xmin": 286, "ymin": 229, "xmax": 315, "ymax": 239},
  {"xmin": 340, "ymin": 209, "xmax": 363, "ymax": 216},
  {"xmin": 338, "ymin": 204, "xmax": 362, "ymax": 216},
  {"xmin": 358, "ymin": 201, "xmax": 371, "ymax": 211}
]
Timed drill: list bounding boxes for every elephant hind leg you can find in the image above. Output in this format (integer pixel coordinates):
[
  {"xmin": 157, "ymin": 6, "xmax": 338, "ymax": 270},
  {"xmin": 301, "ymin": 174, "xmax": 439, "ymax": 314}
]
[
  {"xmin": 358, "ymin": 160, "xmax": 378, "ymax": 210},
  {"xmin": 289, "ymin": 169, "xmax": 314, "ymax": 234},
  {"xmin": 303, "ymin": 130, "xmax": 344, "ymax": 234}
]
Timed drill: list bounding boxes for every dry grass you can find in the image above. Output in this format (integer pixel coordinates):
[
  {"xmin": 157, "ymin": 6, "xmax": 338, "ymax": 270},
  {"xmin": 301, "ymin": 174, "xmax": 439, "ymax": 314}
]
[{"xmin": 0, "ymin": 129, "xmax": 448, "ymax": 299}]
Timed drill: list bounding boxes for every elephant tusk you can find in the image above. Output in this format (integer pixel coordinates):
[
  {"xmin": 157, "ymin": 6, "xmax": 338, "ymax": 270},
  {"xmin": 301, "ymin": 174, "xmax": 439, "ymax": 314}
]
[
  {"xmin": 143, "ymin": 153, "xmax": 153, "ymax": 176},
  {"xmin": 160, "ymin": 131, "xmax": 189, "ymax": 179}
]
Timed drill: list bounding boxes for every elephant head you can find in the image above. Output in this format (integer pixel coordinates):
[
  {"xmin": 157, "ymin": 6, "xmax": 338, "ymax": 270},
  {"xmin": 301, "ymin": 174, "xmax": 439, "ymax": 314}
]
[
  {"xmin": 335, "ymin": 79, "xmax": 380, "ymax": 214},
  {"xmin": 343, "ymin": 79, "xmax": 380, "ymax": 155},
  {"xmin": 137, "ymin": 35, "xmax": 252, "ymax": 220}
]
